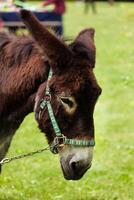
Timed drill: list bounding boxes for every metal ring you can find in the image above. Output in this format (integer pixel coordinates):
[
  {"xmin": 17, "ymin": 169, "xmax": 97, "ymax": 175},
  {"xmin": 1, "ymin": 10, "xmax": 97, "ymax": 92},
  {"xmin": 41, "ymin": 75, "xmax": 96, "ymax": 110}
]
[{"xmin": 44, "ymin": 93, "xmax": 51, "ymax": 102}]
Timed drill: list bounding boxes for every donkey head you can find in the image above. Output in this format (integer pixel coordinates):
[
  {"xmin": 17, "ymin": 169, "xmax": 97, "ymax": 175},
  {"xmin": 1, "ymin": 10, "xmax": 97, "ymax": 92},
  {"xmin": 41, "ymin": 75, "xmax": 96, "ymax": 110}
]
[{"xmin": 20, "ymin": 10, "xmax": 102, "ymax": 180}]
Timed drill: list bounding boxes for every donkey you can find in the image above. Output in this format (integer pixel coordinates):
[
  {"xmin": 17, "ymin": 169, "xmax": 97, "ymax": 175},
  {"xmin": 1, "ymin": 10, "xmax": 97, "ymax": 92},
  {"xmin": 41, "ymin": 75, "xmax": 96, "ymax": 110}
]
[{"xmin": 0, "ymin": 10, "xmax": 101, "ymax": 180}]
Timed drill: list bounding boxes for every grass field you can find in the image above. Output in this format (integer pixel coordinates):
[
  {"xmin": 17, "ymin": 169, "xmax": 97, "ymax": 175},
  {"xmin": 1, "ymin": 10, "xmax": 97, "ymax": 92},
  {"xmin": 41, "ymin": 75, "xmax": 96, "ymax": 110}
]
[{"xmin": 0, "ymin": 2, "xmax": 134, "ymax": 200}]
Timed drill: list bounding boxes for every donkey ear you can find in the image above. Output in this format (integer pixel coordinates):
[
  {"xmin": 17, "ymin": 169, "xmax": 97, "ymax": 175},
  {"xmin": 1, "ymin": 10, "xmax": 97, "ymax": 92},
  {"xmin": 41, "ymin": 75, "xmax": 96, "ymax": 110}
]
[
  {"xmin": 20, "ymin": 10, "xmax": 73, "ymax": 69},
  {"xmin": 75, "ymin": 28, "xmax": 95, "ymax": 46},
  {"xmin": 74, "ymin": 28, "xmax": 96, "ymax": 68}
]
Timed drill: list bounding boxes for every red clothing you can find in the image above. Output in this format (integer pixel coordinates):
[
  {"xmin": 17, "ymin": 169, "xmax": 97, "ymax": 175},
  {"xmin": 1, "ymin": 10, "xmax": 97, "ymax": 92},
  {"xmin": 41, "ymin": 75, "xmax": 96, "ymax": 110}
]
[
  {"xmin": 42, "ymin": 0, "xmax": 66, "ymax": 14},
  {"xmin": 0, "ymin": 20, "xmax": 4, "ymax": 29}
]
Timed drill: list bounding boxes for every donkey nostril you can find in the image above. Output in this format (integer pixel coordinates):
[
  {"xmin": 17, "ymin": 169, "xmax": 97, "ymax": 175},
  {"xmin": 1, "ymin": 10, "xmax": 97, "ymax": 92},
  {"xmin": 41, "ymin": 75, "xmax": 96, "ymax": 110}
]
[
  {"xmin": 70, "ymin": 161, "xmax": 77, "ymax": 171},
  {"xmin": 69, "ymin": 160, "xmax": 80, "ymax": 172}
]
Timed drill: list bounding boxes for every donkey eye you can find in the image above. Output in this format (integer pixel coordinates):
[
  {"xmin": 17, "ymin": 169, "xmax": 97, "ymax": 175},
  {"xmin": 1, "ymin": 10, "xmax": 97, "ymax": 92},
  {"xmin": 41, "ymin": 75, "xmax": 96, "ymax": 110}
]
[
  {"xmin": 60, "ymin": 97, "xmax": 74, "ymax": 108},
  {"xmin": 59, "ymin": 96, "xmax": 77, "ymax": 114}
]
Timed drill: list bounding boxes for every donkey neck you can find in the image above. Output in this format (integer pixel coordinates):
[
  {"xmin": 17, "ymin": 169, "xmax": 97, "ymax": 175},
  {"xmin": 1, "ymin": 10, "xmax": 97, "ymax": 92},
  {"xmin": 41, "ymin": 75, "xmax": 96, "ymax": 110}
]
[{"xmin": 0, "ymin": 36, "xmax": 50, "ymax": 129}]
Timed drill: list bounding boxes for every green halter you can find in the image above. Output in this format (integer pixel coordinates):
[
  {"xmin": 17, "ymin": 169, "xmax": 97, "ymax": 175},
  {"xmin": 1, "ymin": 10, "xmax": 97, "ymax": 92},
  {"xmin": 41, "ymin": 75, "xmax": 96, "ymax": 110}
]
[{"xmin": 39, "ymin": 69, "xmax": 95, "ymax": 154}]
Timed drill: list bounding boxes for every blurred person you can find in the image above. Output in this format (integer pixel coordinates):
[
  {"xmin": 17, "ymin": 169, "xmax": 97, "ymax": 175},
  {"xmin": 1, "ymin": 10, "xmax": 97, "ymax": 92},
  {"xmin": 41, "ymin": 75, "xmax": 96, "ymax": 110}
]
[
  {"xmin": 38, "ymin": 0, "xmax": 66, "ymax": 35},
  {"xmin": 40, "ymin": 0, "xmax": 66, "ymax": 14},
  {"xmin": 84, "ymin": 0, "xmax": 96, "ymax": 14},
  {"xmin": 0, "ymin": 18, "xmax": 3, "ymax": 29}
]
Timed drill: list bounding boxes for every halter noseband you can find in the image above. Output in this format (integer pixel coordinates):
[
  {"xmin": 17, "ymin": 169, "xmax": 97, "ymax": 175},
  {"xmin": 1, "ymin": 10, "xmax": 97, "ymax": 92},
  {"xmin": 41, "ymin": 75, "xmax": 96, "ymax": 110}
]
[{"xmin": 39, "ymin": 69, "xmax": 95, "ymax": 154}]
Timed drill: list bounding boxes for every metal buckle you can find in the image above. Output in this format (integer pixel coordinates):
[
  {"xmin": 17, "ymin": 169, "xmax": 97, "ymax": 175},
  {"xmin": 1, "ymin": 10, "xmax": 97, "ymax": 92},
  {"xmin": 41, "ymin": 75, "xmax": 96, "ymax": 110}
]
[
  {"xmin": 50, "ymin": 135, "xmax": 67, "ymax": 154},
  {"xmin": 0, "ymin": 158, "xmax": 10, "ymax": 165},
  {"xmin": 54, "ymin": 135, "xmax": 67, "ymax": 146}
]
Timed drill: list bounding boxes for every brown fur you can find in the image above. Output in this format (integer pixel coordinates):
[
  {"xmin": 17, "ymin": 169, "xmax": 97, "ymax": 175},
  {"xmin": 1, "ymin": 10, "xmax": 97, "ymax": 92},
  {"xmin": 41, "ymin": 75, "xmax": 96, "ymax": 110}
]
[{"xmin": 0, "ymin": 10, "xmax": 102, "ymax": 172}]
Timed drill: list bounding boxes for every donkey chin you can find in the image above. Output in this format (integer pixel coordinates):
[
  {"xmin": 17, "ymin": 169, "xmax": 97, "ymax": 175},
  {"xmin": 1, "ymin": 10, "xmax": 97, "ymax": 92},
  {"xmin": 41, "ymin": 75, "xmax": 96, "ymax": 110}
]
[{"xmin": 59, "ymin": 146, "xmax": 94, "ymax": 180}]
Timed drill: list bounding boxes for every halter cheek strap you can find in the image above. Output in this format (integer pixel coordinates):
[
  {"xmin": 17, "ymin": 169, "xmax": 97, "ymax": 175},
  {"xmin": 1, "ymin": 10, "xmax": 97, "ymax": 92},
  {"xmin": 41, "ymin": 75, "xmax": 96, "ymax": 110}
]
[{"xmin": 39, "ymin": 69, "xmax": 95, "ymax": 154}]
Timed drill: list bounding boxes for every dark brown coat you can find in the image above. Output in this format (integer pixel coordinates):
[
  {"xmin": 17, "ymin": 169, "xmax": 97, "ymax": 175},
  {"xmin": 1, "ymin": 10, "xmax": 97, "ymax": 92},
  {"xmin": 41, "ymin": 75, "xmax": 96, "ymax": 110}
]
[{"xmin": 0, "ymin": 10, "xmax": 101, "ymax": 177}]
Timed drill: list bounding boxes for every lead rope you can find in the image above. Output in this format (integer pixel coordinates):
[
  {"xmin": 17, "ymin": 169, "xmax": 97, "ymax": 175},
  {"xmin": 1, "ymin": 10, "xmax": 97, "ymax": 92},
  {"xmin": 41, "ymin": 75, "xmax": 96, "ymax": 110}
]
[{"xmin": 0, "ymin": 145, "xmax": 50, "ymax": 165}]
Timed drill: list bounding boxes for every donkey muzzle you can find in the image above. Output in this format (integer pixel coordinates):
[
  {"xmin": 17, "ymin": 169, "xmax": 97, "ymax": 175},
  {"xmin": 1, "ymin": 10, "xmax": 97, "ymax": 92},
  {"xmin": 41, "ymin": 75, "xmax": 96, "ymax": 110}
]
[{"xmin": 59, "ymin": 146, "xmax": 93, "ymax": 180}]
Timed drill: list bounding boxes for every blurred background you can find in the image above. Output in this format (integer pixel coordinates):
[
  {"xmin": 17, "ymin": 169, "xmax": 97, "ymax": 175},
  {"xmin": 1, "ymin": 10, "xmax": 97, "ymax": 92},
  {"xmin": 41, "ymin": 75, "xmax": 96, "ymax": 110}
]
[{"xmin": 0, "ymin": 1, "xmax": 134, "ymax": 200}]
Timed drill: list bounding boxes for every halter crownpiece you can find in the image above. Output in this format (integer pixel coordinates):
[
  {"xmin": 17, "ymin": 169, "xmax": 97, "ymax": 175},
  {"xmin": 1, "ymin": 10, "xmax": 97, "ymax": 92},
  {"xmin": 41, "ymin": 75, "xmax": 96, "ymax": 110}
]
[{"xmin": 39, "ymin": 68, "xmax": 95, "ymax": 154}]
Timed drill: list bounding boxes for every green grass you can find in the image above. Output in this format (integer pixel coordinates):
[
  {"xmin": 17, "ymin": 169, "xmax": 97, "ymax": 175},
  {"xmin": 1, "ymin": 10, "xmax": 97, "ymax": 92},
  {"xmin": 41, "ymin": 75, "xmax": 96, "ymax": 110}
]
[{"xmin": 0, "ymin": 2, "xmax": 134, "ymax": 200}]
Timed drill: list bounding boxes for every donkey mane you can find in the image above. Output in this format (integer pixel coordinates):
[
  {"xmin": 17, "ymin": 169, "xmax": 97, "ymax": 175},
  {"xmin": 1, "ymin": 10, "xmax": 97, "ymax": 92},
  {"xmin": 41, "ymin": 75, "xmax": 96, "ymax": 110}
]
[
  {"xmin": 0, "ymin": 32, "xmax": 49, "ymax": 120},
  {"xmin": 0, "ymin": 32, "xmax": 39, "ymax": 68}
]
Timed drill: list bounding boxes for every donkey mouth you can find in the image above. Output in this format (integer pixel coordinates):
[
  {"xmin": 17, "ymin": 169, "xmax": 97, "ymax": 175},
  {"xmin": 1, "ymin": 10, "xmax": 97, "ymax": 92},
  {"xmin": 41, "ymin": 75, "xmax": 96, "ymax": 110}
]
[
  {"xmin": 60, "ymin": 158, "xmax": 91, "ymax": 180},
  {"xmin": 62, "ymin": 166, "xmax": 91, "ymax": 180}
]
